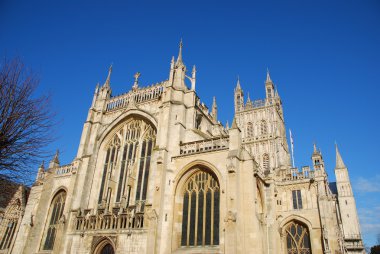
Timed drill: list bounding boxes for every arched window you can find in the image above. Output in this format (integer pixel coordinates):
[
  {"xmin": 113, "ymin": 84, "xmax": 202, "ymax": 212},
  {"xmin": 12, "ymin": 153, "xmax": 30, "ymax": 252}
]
[
  {"xmin": 263, "ymin": 153, "xmax": 270, "ymax": 171},
  {"xmin": 247, "ymin": 122, "xmax": 254, "ymax": 137},
  {"xmin": 98, "ymin": 118, "xmax": 156, "ymax": 212},
  {"xmin": 98, "ymin": 136, "xmax": 120, "ymax": 204},
  {"xmin": 181, "ymin": 170, "xmax": 219, "ymax": 247},
  {"xmin": 42, "ymin": 190, "xmax": 66, "ymax": 250},
  {"xmin": 260, "ymin": 120, "xmax": 268, "ymax": 135},
  {"xmin": 0, "ymin": 199, "xmax": 21, "ymax": 250},
  {"xmin": 285, "ymin": 221, "xmax": 312, "ymax": 254}
]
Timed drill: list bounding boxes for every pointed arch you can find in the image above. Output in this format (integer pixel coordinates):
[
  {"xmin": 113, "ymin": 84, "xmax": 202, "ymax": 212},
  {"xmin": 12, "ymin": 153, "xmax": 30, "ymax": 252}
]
[
  {"xmin": 97, "ymin": 115, "xmax": 157, "ymax": 214},
  {"xmin": 284, "ymin": 220, "xmax": 312, "ymax": 254},
  {"xmin": 173, "ymin": 163, "xmax": 221, "ymax": 250},
  {"xmin": 92, "ymin": 237, "xmax": 116, "ymax": 254},
  {"xmin": 41, "ymin": 189, "xmax": 67, "ymax": 250}
]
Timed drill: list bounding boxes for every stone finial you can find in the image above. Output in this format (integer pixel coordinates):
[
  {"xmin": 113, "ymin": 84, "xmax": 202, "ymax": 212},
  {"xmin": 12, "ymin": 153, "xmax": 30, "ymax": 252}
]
[
  {"xmin": 133, "ymin": 72, "xmax": 141, "ymax": 90},
  {"xmin": 335, "ymin": 144, "xmax": 346, "ymax": 169}
]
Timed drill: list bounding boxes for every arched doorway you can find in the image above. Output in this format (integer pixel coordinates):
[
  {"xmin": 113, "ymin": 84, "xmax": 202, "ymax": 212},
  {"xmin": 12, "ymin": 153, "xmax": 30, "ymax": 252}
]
[{"xmin": 285, "ymin": 220, "xmax": 312, "ymax": 254}]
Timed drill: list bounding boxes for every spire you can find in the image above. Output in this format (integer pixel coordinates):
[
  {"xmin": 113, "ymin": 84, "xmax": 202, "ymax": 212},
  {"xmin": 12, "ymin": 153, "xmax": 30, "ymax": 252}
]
[
  {"xmin": 38, "ymin": 161, "xmax": 45, "ymax": 171},
  {"xmin": 247, "ymin": 92, "xmax": 251, "ymax": 103},
  {"xmin": 104, "ymin": 64, "xmax": 112, "ymax": 87},
  {"xmin": 212, "ymin": 96, "xmax": 217, "ymax": 120},
  {"xmin": 313, "ymin": 143, "xmax": 318, "ymax": 153},
  {"xmin": 266, "ymin": 68, "xmax": 272, "ymax": 83},
  {"xmin": 235, "ymin": 75, "xmax": 242, "ymax": 90},
  {"xmin": 176, "ymin": 39, "xmax": 184, "ymax": 66},
  {"xmin": 226, "ymin": 121, "xmax": 229, "ymax": 129},
  {"xmin": 52, "ymin": 150, "xmax": 60, "ymax": 164},
  {"xmin": 49, "ymin": 150, "xmax": 60, "ymax": 168},
  {"xmin": 335, "ymin": 144, "xmax": 346, "ymax": 169}
]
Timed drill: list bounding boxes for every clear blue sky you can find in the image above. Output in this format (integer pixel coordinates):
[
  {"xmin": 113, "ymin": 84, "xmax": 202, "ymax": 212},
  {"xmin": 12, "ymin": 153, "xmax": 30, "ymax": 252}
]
[{"xmin": 1, "ymin": 0, "xmax": 379, "ymax": 247}]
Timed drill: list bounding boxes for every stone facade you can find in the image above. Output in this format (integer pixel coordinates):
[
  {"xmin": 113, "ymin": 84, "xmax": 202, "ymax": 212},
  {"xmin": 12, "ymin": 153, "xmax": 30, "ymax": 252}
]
[{"xmin": 6, "ymin": 42, "xmax": 365, "ymax": 254}]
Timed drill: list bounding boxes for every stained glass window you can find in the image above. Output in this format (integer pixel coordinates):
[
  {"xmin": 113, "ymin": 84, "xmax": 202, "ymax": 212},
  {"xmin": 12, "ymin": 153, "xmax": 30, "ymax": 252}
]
[
  {"xmin": 181, "ymin": 170, "xmax": 219, "ymax": 247},
  {"xmin": 285, "ymin": 221, "xmax": 311, "ymax": 254},
  {"xmin": 42, "ymin": 190, "xmax": 66, "ymax": 250}
]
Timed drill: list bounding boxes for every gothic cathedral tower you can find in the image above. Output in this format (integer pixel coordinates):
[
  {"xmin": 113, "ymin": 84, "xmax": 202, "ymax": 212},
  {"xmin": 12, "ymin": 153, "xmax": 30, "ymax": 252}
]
[{"xmin": 234, "ymin": 71, "xmax": 291, "ymax": 172}]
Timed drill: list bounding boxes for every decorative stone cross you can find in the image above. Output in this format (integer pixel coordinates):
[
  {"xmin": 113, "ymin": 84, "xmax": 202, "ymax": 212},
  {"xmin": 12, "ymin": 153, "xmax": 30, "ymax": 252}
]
[{"xmin": 133, "ymin": 72, "xmax": 141, "ymax": 90}]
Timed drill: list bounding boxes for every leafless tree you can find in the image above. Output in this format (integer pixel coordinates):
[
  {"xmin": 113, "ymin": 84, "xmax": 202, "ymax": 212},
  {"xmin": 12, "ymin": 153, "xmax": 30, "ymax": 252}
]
[{"xmin": 0, "ymin": 58, "xmax": 55, "ymax": 183}]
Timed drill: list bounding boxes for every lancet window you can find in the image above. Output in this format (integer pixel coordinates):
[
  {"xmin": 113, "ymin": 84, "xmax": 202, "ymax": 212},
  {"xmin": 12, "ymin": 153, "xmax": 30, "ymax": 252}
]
[
  {"xmin": 42, "ymin": 190, "xmax": 66, "ymax": 250},
  {"xmin": 98, "ymin": 135, "xmax": 121, "ymax": 204},
  {"xmin": 0, "ymin": 199, "xmax": 21, "ymax": 250},
  {"xmin": 260, "ymin": 120, "xmax": 268, "ymax": 135},
  {"xmin": 98, "ymin": 118, "xmax": 156, "ymax": 211},
  {"xmin": 263, "ymin": 153, "xmax": 270, "ymax": 171},
  {"xmin": 247, "ymin": 122, "xmax": 254, "ymax": 137},
  {"xmin": 285, "ymin": 221, "xmax": 311, "ymax": 254},
  {"xmin": 181, "ymin": 170, "xmax": 220, "ymax": 247}
]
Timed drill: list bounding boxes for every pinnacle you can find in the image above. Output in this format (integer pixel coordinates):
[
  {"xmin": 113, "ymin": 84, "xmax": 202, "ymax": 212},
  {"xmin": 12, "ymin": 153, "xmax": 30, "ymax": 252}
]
[
  {"xmin": 236, "ymin": 76, "xmax": 242, "ymax": 90},
  {"xmin": 266, "ymin": 68, "xmax": 272, "ymax": 83}
]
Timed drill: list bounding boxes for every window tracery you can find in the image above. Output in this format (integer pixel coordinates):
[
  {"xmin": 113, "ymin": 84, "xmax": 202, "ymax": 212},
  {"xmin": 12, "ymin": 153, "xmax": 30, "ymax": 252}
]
[
  {"xmin": 285, "ymin": 221, "xmax": 311, "ymax": 254},
  {"xmin": 42, "ymin": 190, "xmax": 66, "ymax": 250},
  {"xmin": 261, "ymin": 120, "xmax": 268, "ymax": 135},
  {"xmin": 0, "ymin": 199, "xmax": 21, "ymax": 250},
  {"xmin": 263, "ymin": 153, "xmax": 270, "ymax": 171},
  {"xmin": 181, "ymin": 170, "xmax": 219, "ymax": 247},
  {"xmin": 98, "ymin": 118, "xmax": 156, "ymax": 212},
  {"xmin": 247, "ymin": 122, "xmax": 254, "ymax": 137}
]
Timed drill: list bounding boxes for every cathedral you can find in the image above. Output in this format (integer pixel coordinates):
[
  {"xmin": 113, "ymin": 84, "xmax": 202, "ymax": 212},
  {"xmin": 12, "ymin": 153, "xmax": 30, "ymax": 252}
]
[{"xmin": 1, "ymin": 41, "xmax": 365, "ymax": 254}]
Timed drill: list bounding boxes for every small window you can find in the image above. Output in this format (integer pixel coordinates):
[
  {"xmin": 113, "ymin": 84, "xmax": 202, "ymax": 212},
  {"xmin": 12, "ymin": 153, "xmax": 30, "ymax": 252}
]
[
  {"xmin": 260, "ymin": 120, "xmax": 268, "ymax": 135},
  {"xmin": 247, "ymin": 122, "xmax": 254, "ymax": 137},
  {"xmin": 292, "ymin": 190, "xmax": 303, "ymax": 210}
]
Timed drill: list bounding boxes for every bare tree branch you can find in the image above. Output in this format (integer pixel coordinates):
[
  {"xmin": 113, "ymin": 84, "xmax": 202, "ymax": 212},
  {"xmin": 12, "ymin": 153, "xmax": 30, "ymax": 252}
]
[{"xmin": 0, "ymin": 58, "xmax": 56, "ymax": 184}]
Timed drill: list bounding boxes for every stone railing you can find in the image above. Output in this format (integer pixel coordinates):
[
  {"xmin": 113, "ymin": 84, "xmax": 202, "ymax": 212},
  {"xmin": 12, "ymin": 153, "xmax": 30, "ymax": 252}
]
[
  {"xmin": 56, "ymin": 163, "xmax": 75, "ymax": 175},
  {"xmin": 180, "ymin": 137, "xmax": 229, "ymax": 155},
  {"xmin": 240, "ymin": 98, "xmax": 276, "ymax": 112},
  {"xmin": 106, "ymin": 84, "xmax": 164, "ymax": 112},
  {"xmin": 278, "ymin": 166, "xmax": 315, "ymax": 182},
  {"xmin": 74, "ymin": 207, "xmax": 145, "ymax": 232},
  {"xmin": 344, "ymin": 234, "xmax": 362, "ymax": 240}
]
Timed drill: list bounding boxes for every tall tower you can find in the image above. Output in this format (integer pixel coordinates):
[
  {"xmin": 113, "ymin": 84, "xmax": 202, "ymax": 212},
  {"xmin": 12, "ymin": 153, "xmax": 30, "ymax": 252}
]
[
  {"xmin": 234, "ymin": 71, "xmax": 290, "ymax": 171},
  {"xmin": 334, "ymin": 145, "xmax": 364, "ymax": 253}
]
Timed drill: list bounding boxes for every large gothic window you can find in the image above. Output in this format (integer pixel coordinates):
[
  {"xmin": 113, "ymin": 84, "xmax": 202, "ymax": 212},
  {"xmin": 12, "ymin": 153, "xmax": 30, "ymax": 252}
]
[
  {"xmin": 98, "ymin": 118, "xmax": 156, "ymax": 212},
  {"xmin": 285, "ymin": 221, "xmax": 311, "ymax": 254},
  {"xmin": 42, "ymin": 190, "xmax": 66, "ymax": 250},
  {"xmin": 0, "ymin": 199, "xmax": 21, "ymax": 250},
  {"xmin": 181, "ymin": 170, "xmax": 220, "ymax": 247}
]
